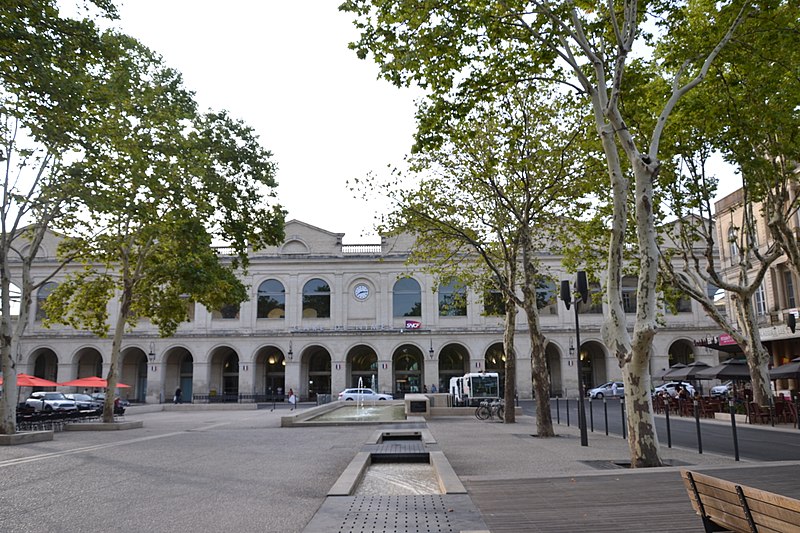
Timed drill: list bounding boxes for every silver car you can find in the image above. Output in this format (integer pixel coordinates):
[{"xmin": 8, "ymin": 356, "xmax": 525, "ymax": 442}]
[
  {"xmin": 337, "ymin": 388, "xmax": 393, "ymax": 401},
  {"xmin": 587, "ymin": 381, "xmax": 625, "ymax": 399},
  {"xmin": 26, "ymin": 392, "xmax": 78, "ymax": 412}
]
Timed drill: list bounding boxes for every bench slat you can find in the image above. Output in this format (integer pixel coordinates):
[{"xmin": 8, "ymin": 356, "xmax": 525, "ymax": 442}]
[{"xmin": 682, "ymin": 470, "xmax": 800, "ymax": 533}]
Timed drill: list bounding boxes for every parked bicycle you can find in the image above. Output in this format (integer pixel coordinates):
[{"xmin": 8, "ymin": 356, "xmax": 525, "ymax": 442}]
[{"xmin": 475, "ymin": 398, "xmax": 504, "ymax": 421}]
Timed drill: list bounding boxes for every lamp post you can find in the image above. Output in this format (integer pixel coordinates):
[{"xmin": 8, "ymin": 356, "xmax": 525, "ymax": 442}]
[{"xmin": 561, "ymin": 271, "xmax": 589, "ymax": 447}]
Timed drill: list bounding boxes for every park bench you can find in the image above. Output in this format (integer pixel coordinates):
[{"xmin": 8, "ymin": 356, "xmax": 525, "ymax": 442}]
[{"xmin": 682, "ymin": 469, "xmax": 800, "ymax": 532}]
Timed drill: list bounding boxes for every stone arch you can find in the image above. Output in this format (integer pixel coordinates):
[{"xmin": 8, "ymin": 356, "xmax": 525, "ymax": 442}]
[
  {"xmin": 392, "ymin": 344, "xmax": 424, "ymax": 397},
  {"xmin": 346, "ymin": 344, "xmax": 378, "ymax": 390},
  {"xmin": 120, "ymin": 346, "xmax": 147, "ymax": 403},
  {"xmin": 209, "ymin": 346, "xmax": 239, "ymax": 401},
  {"xmin": 438, "ymin": 343, "xmax": 469, "ymax": 394},
  {"xmin": 578, "ymin": 340, "xmax": 607, "ymax": 390},
  {"xmin": 165, "ymin": 346, "xmax": 194, "ymax": 402},
  {"xmin": 254, "ymin": 345, "xmax": 287, "ymax": 401},
  {"xmin": 668, "ymin": 338, "xmax": 696, "ymax": 366},
  {"xmin": 301, "ymin": 345, "xmax": 331, "ymax": 400}
]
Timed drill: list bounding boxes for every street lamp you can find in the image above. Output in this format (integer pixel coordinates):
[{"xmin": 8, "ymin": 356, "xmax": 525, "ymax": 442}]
[
  {"xmin": 561, "ymin": 270, "xmax": 589, "ymax": 447},
  {"xmin": 287, "ymin": 341, "xmax": 293, "ymax": 361},
  {"xmin": 428, "ymin": 337, "xmax": 435, "ymax": 359}
]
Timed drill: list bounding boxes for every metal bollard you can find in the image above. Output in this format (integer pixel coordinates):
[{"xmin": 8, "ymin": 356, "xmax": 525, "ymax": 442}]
[
  {"xmin": 566, "ymin": 397, "xmax": 570, "ymax": 427},
  {"xmin": 556, "ymin": 397, "xmax": 560, "ymax": 424},
  {"xmin": 693, "ymin": 399, "xmax": 703, "ymax": 454},
  {"xmin": 589, "ymin": 397, "xmax": 594, "ymax": 432},
  {"xmin": 664, "ymin": 397, "xmax": 672, "ymax": 448},
  {"xmin": 620, "ymin": 397, "xmax": 626, "ymax": 439},
  {"xmin": 729, "ymin": 399, "xmax": 740, "ymax": 462},
  {"xmin": 603, "ymin": 397, "xmax": 608, "ymax": 436}
]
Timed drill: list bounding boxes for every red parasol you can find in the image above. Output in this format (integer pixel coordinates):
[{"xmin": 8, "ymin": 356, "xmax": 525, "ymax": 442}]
[
  {"xmin": 59, "ymin": 376, "xmax": 131, "ymax": 388},
  {"xmin": 0, "ymin": 373, "xmax": 60, "ymax": 387}
]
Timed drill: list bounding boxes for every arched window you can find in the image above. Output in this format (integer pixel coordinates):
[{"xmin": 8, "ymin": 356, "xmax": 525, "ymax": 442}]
[
  {"xmin": 257, "ymin": 279, "xmax": 285, "ymax": 318},
  {"xmin": 303, "ymin": 278, "xmax": 330, "ymax": 318},
  {"xmin": 35, "ymin": 282, "xmax": 58, "ymax": 321},
  {"xmin": 393, "ymin": 277, "xmax": 422, "ymax": 317},
  {"xmin": 438, "ymin": 278, "xmax": 467, "ymax": 316}
]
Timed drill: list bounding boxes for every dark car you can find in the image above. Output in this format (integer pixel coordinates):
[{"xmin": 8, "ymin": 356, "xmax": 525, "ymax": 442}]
[{"xmin": 64, "ymin": 393, "xmax": 103, "ymax": 411}]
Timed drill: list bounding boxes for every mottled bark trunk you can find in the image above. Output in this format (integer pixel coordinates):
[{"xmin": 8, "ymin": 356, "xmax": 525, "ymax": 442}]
[
  {"xmin": 521, "ymin": 235, "xmax": 553, "ymax": 436},
  {"xmin": 103, "ymin": 283, "xmax": 132, "ymax": 423},
  {"xmin": 734, "ymin": 294, "xmax": 771, "ymax": 406},
  {"xmin": 503, "ymin": 295, "xmax": 517, "ymax": 423},
  {"xmin": 0, "ymin": 259, "xmax": 17, "ymax": 434}
]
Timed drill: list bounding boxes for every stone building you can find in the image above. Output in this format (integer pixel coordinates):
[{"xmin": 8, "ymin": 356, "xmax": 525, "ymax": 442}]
[{"xmin": 11, "ymin": 220, "xmax": 723, "ymax": 403}]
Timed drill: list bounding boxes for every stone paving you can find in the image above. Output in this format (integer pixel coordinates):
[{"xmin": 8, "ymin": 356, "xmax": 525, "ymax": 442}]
[{"xmin": 0, "ymin": 403, "xmax": 792, "ymax": 533}]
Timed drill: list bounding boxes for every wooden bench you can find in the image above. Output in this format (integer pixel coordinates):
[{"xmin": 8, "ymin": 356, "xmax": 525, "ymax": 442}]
[{"xmin": 681, "ymin": 469, "xmax": 800, "ymax": 532}]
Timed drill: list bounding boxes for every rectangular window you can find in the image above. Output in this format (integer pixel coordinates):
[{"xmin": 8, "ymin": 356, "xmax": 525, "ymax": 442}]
[
  {"xmin": 754, "ymin": 284, "xmax": 767, "ymax": 316},
  {"xmin": 784, "ymin": 270, "xmax": 796, "ymax": 308}
]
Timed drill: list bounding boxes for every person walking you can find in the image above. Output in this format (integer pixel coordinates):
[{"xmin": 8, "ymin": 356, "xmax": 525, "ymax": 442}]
[
  {"xmin": 174, "ymin": 387, "xmax": 182, "ymax": 404},
  {"xmin": 288, "ymin": 388, "xmax": 296, "ymax": 410}
]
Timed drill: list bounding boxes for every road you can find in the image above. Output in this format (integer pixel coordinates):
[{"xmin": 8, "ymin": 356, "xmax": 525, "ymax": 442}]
[{"xmin": 520, "ymin": 399, "xmax": 800, "ymax": 461}]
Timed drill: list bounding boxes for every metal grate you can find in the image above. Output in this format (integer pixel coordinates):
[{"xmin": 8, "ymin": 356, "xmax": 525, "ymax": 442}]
[{"xmin": 338, "ymin": 495, "xmax": 455, "ymax": 533}]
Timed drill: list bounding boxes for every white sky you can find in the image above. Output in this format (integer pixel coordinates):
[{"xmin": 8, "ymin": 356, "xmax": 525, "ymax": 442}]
[
  {"xmin": 113, "ymin": 1, "xmax": 419, "ymax": 243},
  {"xmin": 109, "ymin": 2, "xmax": 740, "ymax": 243}
]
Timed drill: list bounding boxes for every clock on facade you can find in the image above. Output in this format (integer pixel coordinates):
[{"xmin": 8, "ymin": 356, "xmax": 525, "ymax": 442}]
[{"xmin": 354, "ymin": 283, "xmax": 370, "ymax": 300}]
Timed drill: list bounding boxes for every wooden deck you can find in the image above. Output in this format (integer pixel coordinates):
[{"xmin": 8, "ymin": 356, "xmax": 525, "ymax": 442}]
[{"xmin": 464, "ymin": 464, "xmax": 800, "ymax": 532}]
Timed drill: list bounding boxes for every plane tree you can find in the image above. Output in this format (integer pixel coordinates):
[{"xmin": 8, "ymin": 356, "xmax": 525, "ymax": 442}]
[
  {"xmin": 40, "ymin": 36, "xmax": 285, "ymax": 423},
  {"xmin": 357, "ymin": 86, "xmax": 592, "ymax": 432},
  {"xmin": 341, "ymin": 0, "xmax": 750, "ymax": 466},
  {"xmin": 0, "ymin": 0, "xmax": 122, "ymax": 435},
  {"xmin": 659, "ymin": 2, "xmax": 799, "ymax": 406}
]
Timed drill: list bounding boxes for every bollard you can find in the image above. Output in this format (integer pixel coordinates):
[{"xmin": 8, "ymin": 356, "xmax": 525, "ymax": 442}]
[
  {"xmin": 620, "ymin": 397, "xmax": 626, "ymax": 439},
  {"xmin": 693, "ymin": 399, "xmax": 703, "ymax": 454},
  {"xmin": 589, "ymin": 397, "xmax": 594, "ymax": 432},
  {"xmin": 729, "ymin": 399, "xmax": 740, "ymax": 462},
  {"xmin": 556, "ymin": 397, "xmax": 560, "ymax": 424},
  {"xmin": 664, "ymin": 397, "xmax": 672, "ymax": 448},
  {"xmin": 603, "ymin": 397, "xmax": 609, "ymax": 436},
  {"xmin": 769, "ymin": 396, "xmax": 775, "ymax": 428},
  {"xmin": 566, "ymin": 397, "xmax": 570, "ymax": 427}
]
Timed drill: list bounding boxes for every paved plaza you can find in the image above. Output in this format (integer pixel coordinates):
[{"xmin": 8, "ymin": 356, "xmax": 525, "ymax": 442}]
[{"xmin": 1, "ymin": 404, "xmax": 798, "ymax": 532}]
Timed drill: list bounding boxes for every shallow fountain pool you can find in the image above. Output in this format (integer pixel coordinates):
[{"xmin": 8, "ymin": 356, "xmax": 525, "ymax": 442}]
[{"xmin": 309, "ymin": 404, "xmax": 406, "ymax": 422}]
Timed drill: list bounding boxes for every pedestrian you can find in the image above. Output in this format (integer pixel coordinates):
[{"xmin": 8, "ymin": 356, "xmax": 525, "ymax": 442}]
[
  {"xmin": 431, "ymin": 384, "xmax": 437, "ymax": 394},
  {"xmin": 288, "ymin": 388, "xmax": 296, "ymax": 410},
  {"xmin": 611, "ymin": 382, "xmax": 618, "ymax": 397},
  {"xmin": 174, "ymin": 387, "xmax": 182, "ymax": 404}
]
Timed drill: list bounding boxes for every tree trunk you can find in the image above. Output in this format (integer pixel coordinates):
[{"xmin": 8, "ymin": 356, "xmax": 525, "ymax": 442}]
[
  {"xmin": 502, "ymin": 292, "xmax": 517, "ymax": 423},
  {"xmin": 734, "ymin": 294, "xmax": 772, "ymax": 406},
  {"xmin": 521, "ymin": 235, "xmax": 553, "ymax": 436},
  {"xmin": 103, "ymin": 283, "xmax": 132, "ymax": 423},
  {"xmin": 0, "ymin": 256, "xmax": 17, "ymax": 434}
]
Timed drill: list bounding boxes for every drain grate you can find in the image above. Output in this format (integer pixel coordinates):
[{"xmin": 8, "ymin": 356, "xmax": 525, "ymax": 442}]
[
  {"xmin": 581, "ymin": 458, "xmax": 691, "ymax": 470},
  {"xmin": 338, "ymin": 495, "xmax": 455, "ymax": 533}
]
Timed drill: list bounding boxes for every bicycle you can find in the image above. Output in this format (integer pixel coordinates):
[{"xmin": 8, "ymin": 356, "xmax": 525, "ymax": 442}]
[{"xmin": 475, "ymin": 398, "xmax": 504, "ymax": 421}]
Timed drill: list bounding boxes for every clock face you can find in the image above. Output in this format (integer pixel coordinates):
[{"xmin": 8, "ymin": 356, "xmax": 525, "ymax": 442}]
[{"xmin": 354, "ymin": 284, "xmax": 370, "ymax": 300}]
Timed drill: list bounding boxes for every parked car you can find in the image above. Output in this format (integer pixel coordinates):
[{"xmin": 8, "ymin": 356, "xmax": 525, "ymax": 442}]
[
  {"xmin": 587, "ymin": 381, "xmax": 624, "ymax": 399},
  {"xmin": 653, "ymin": 381, "xmax": 696, "ymax": 398},
  {"xmin": 710, "ymin": 381, "xmax": 733, "ymax": 398},
  {"xmin": 90, "ymin": 392, "xmax": 130, "ymax": 407},
  {"xmin": 338, "ymin": 388, "xmax": 393, "ymax": 401},
  {"xmin": 25, "ymin": 392, "xmax": 77, "ymax": 412},
  {"xmin": 64, "ymin": 393, "xmax": 103, "ymax": 411}
]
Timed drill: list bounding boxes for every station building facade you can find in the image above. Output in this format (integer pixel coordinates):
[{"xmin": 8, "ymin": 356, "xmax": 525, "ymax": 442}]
[{"xmin": 12, "ymin": 220, "xmax": 724, "ymax": 403}]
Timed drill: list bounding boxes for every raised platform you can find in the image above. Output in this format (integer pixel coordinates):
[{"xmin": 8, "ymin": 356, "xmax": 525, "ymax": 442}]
[
  {"xmin": 0, "ymin": 430, "xmax": 54, "ymax": 446},
  {"xmin": 64, "ymin": 420, "xmax": 144, "ymax": 431}
]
